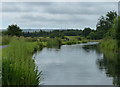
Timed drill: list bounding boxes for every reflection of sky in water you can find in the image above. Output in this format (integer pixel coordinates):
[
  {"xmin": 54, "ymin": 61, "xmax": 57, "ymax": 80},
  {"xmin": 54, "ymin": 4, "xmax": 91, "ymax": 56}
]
[{"xmin": 34, "ymin": 42, "xmax": 113, "ymax": 85}]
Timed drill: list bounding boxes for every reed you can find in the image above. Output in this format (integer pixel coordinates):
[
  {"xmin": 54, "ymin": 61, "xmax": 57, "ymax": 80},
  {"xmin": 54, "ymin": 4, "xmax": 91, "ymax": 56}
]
[
  {"xmin": 46, "ymin": 38, "xmax": 62, "ymax": 48},
  {"xmin": 2, "ymin": 36, "xmax": 42, "ymax": 86},
  {"xmin": 100, "ymin": 39, "xmax": 117, "ymax": 52}
]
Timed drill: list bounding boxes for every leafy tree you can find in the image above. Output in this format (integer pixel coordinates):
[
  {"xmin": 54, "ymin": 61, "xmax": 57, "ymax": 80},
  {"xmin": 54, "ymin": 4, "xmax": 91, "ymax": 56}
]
[
  {"xmin": 82, "ymin": 27, "xmax": 92, "ymax": 37},
  {"xmin": 89, "ymin": 32, "xmax": 96, "ymax": 40},
  {"xmin": 116, "ymin": 16, "xmax": 120, "ymax": 50},
  {"xmin": 116, "ymin": 16, "xmax": 120, "ymax": 40},
  {"xmin": 96, "ymin": 11, "xmax": 117, "ymax": 39},
  {"xmin": 6, "ymin": 24, "xmax": 22, "ymax": 36}
]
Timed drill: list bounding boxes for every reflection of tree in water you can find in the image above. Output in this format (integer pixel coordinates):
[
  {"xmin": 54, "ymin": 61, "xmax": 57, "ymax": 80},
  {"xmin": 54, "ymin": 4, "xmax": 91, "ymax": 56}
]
[
  {"xmin": 82, "ymin": 44, "xmax": 102, "ymax": 54},
  {"xmin": 97, "ymin": 51, "xmax": 120, "ymax": 87}
]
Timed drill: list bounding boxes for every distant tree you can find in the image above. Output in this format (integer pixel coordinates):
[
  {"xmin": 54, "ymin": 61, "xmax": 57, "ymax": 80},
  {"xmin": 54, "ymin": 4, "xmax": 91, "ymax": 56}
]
[
  {"xmin": 6, "ymin": 24, "xmax": 22, "ymax": 36},
  {"xmin": 89, "ymin": 32, "xmax": 96, "ymax": 40},
  {"xmin": 82, "ymin": 27, "xmax": 92, "ymax": 37}
]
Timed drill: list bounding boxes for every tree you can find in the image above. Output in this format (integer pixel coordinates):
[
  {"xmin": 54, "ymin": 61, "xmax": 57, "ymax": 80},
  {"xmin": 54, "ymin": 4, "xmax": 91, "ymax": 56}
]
[
  {"xmin": 82, "ymin": 27, "xmax": 92, "ymax": 37},
  {"xmin": 6, "ymin": 24, "xmax": 22, "ymax": 36},
  {"xmin": 89, "ymin": 32, "xmax": 96, "ymax": 40},
  {"xmin": 96, "ymin": 11, "xmax": 117, "ymax": 39}
]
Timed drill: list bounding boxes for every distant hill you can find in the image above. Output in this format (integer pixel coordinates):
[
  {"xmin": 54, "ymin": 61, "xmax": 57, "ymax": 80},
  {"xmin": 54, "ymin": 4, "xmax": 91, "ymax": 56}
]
[
  {"xmin": 22, "ymin": 29, "xmax": 80, "ymax": 32},
  {"xmin": 22, "ymin": 29, "xmax": 54, "ymax": 32},
  {"xmin": 1, "ymin": 29, "xmax": 81, "ymax": 32}
]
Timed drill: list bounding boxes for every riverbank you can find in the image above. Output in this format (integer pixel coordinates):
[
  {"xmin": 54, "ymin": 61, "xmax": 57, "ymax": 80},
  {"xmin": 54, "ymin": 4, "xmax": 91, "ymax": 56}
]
[
  {"xmin": 2, "ymin": 37, "xmax": 42, "ymax": 85},
  {"xmin": 100, "ymin": 39, "xmax": 118, "ymax": 52}
]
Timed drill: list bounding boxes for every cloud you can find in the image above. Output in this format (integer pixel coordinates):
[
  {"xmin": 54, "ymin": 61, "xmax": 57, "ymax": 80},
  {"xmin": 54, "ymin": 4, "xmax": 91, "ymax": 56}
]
[
  {"xmin": 1, "ymin": 2, "xmax": 118, "ymax": 29},
  {"xmin": 1, "ymin": 0, "xmax": 119, "ymax": 2}
]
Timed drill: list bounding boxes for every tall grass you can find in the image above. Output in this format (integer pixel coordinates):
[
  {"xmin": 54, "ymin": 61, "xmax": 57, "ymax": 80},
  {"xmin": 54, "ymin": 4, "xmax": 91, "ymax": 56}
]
[
  {"xmin": 2, "ymin": 36, "xmax": 11, "ymax": 45},
  {"xmin": 0, "ymin": 49, "xmax": 2, "ymax": 87},
  {"xmin": 2, "ymin": 37, "xmax": 42, "ymax": 86},
  {"xmin": 46, "ymin": 38, "xmax": 62, "ymax": 48},
  {"xmin": 100, "ymin": 39, "xmax": 117, "ymax": 52}
]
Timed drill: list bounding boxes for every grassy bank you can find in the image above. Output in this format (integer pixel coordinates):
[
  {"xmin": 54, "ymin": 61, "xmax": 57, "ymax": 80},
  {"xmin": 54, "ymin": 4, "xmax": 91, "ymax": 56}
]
[
  {"xmin": 2, "ymin": 37, "xmax": 42, "ymax": 85},
  {"xmin": 0, "ymin": 49, "xmax": 1, "ymax": 87},
  {"xmin": 100, "ymin": 39, "xmax": 117, "ymax": 52},
  {"xmin": 2, "ymin": 35, "xmax": 100, "ymax": 47}
]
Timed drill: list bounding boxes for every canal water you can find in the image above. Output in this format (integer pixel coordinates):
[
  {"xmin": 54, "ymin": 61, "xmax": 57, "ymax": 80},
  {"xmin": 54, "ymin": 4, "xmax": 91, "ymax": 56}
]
[{"xmin": 34, "ymin": 42, "xmax": 120, "ymax": 85}]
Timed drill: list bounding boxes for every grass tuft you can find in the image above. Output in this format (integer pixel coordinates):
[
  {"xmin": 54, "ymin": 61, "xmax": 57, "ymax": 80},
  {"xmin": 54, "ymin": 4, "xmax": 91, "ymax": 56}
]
[{"xmin": 2, "ymin": 36, "xmax": 42, "ymax": 85}]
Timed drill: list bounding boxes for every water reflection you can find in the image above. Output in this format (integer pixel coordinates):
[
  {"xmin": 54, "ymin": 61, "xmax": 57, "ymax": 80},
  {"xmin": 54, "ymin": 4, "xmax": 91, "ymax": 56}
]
[
  {"xmin": 97, "ymin": 51, "xmax": 120, "ymax": 87},
  {"xmin": 82, "ymin": 43, "xmax": 120, "ymax": 87},
  {"xmin": 35, "ymin": 42, "xmax": 113, "ymax": 85},
  {"xmin": 82, "ymin": 43, "xmax": 102, "ymax": 58}
]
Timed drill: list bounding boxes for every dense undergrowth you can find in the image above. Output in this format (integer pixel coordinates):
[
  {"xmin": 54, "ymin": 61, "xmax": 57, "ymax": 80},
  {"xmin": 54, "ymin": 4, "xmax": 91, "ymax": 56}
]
[
  {"xmin": 100, "ymin": 39, "xmax": 117, "ymax": 52},
  {"xmin": 2, "ymin": 37, "xmax": 42, "ymax": 85}
]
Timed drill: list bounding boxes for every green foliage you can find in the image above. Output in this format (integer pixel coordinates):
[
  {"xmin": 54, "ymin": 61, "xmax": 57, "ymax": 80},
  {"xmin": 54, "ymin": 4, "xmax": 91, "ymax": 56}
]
[
  {"xmin": 88, "ymin": 32, "xmax": 96, "ymax": 40},
  {"xmin": 82, "ymin": 27, "xmax": 92, "ymax": 37},
  {"xmin": 116, "ymin": 16, "xmax": 120, "ymax": 40},
  {"xmin": 5, "ymin": 24, "xmax": 22, "ymax": 36},
  {"xmin": 2, "ymin": 36, "xmax": 11, "ymax": 45},
  {"xmin": 46, "ymin": 38, "xmax": 62, "ymax": 48},
  {"xmin": 100, "ymin": 16, "xmax": 120, "ymax": 52},
  {"xmin": 96, "ymin": 11, "xmax": 117, "ymax": 39},
  {"xmin": 35, "ymin": 41, "xmax": 44, "ymax": 51},
  {"xmin": 2, "ymin": 37, "xmax": 42, "ymax": 85},
  {"xmin": 100, "ymin": 39, "xmax": 117, "ymax": 51},
  {"xmin": 105, "ymin": 18, "xmax": 117, "ymax": 39},
  {"xmin": 23, "ymin": 29, "xmax": 83, "ymax": 38},
  {"xmin": 97, "ymin": 50, "xmax": 120, "ymax": 87},
  {"xmin": 65, "ymin": 40, "xmax": 77, "ymax": 45}
]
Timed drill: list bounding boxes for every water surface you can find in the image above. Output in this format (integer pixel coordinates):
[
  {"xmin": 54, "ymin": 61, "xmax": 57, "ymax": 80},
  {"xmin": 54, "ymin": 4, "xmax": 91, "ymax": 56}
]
[{"xmin": 34, "ymin": 42, "xmax": 115, "ymax": 85}]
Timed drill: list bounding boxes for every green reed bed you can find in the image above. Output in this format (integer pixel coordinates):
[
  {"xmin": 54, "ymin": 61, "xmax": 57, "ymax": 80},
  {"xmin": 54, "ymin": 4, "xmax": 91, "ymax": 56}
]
[
  {"xmin": 46, "ymin": 38, "xmax": 62, "ymax": 48},
  {"xmin": 2, "ymin": 37, "xmax": 42, "ymax": 86},
  {"xmin": 0, "ymin": 49, "xmax": 2, "ymax": 87},
  {"xmin": 100, "ymin": 39, "xmax": 117, "ymax": 52}
]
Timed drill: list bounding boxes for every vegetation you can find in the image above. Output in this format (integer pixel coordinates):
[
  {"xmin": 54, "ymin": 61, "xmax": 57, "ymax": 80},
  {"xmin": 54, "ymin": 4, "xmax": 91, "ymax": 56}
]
[
  {"xmin": 0, "ymin": 49, "xmax": 1, "ymax": 87},
  {"xmin": 98, "ymin": 11, "xmax": 119, "ymax": 52},
  {"xmin": 100, "ymin": 39, "xmax": 117, "ymax": 51},
  {"xmin": 2, "ymin": 36, "xmax": 11, "ymax": 45},
  {"xmin": 2, "ymin": 37, "xmax": 42, "ymax": 85},
  {"xmin": 97, "ymin": 50, "xmax": 120, "ymax": 87},
  {"xmin": 96, "ymin": 11, "xmax": 120, "ymax": 87},
  {"xmin": 3, "ymin": 24, "xmax": 22, "ymax": 36},
  {"xmin": 46, "ymin": 38, "xmax": 62, "ymax": 48},
  {"xmin": 96, "ymin": 11, "xmax": 117, "ymax": 39}
]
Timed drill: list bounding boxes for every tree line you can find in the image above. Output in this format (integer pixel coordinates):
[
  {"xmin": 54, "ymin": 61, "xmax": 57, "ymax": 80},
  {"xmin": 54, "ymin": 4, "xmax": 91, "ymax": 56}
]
[{"xmin": 2, "ymin": 11, "xmax": 118, "ymax": 40}]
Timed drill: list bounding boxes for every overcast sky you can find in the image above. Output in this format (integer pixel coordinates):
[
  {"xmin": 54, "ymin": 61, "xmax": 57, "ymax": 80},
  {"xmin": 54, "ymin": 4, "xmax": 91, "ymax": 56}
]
[{"xmin": 0, "ymin": 2, "xmax": 118, "ymax": 30}]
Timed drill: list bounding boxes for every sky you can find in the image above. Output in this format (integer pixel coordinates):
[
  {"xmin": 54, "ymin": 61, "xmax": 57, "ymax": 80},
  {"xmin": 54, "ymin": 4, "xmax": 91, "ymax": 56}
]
[{"xmin": 0, "ymin": 2, "xmax": 118, "ymax": 30}]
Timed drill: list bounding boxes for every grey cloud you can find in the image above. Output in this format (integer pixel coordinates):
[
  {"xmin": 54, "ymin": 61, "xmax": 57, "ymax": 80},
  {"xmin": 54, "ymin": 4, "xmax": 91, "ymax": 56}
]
[
  {"xmin": 2, "ymin": 2, "xmax": 49, "ymax": 12},
  {"xmin": 44, "ymin": 2, "xmax": 117, "ymax": 15},
  {"xmin": 2, "ymin": 2, "xmax": 117, "ymax": 14},
  {"xmin": 21, "ymin": 13, "xmax": 98, "ymax": 23},
  {"xmin": 1, "ymin": 2, "xmax": 118, "ymax": 29}
]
